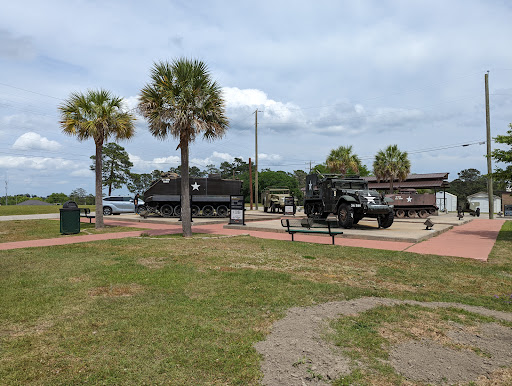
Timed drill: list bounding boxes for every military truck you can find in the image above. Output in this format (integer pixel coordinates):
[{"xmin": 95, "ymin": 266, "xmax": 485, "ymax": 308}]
[
  {"xmin": 304, "ymin": 174, "xmax": 394, "ymax": 229},
  {"xmin": 262, "ymin": 187, "xmax": 294, "ymax": 213}
]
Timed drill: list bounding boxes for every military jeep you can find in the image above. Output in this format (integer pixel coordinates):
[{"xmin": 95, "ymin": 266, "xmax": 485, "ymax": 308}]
[
  {"xmin": 262, "ymin": 187, "xmax": 294, "ymax": 213},
  {"xmin": 304, "ymin": 174, "xmax": 394, "ymax": 229}
]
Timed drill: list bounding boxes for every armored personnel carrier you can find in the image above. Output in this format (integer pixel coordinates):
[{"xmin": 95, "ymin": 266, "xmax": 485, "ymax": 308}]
[
  {"xmin": 142, "ymin": 173, "xmax": 242, "ymax": 217},
  {"xmin": 304, "ymin": 174, "xmax": 394, "ymax": 229},
  {"xmin": 385, "ymin": 189, "xmax": 438, "ymax": 218}
]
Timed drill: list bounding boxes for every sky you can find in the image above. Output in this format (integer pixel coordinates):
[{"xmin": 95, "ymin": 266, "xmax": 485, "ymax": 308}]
[{"xmin": 1, "ymin": 0, "xmax": 512, "ymax": 197}]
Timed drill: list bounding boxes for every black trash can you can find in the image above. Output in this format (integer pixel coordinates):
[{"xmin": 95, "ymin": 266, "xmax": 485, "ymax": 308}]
[{"xmin": 60, "ymin": 201, "xmax": 80, "ymax": 234}]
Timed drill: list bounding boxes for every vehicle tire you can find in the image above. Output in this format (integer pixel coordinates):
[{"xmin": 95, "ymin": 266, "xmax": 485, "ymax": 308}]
[
  {"xmin": 395, "ymin": 209, "xmax": 405, "ymax": 218},
  {"xmin": 137, "ymin": 205, "xmax": 145, "ymax": 214},
  {"xmin": 203, "ymin": 205, "xmax": 214, "ymax": 217},
  {"xmin": 216, "ymin": 205, "xmax": 228, "ymax": 217},
  {"xmin": 337, "ymin": 203, "xmax": 354, "ymax": 229},
  {"xmin": 379, "ymin": 211, "xmax": 394, "ymax": 229},
  {"xmin": 407, "ymin": 209, "xmax": 417, "ymax": 218},
  {"xmin": 191, "ymin": 205, "xmax": 200, "ymax": 217},
  {"xmin": 103, "ymin": 206, "xmax": 112, "ymax": 216},
  {"xmin": 428, "ymin": 209, "xmax": 436, "ymax": 215},
  {"xmin": 263, "ymin": 206, "xmax": 268, "ymax": 213},
  {"xmin": 418, "ymin": 209, "xmax": 428, "ymax": 218},
  {"xmin": 160, "ymin": 204, "xmax": 173, "ymax": 217},
  {"xmin": 353, "ymin": 214, "xmax": 363, "ymax": 225},
  {"xmin": 174, "ymin": 205, "xmax": 181, "ymax": 217}
]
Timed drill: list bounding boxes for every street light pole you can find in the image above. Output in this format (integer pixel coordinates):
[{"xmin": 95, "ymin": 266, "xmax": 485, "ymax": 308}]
[
  {"xmin": 485, "ymin": 72, "xmax": 494, "ymax": 219},
  {"xmin": 254, "ymin": 109, "xmax": 261, "ymax": 210}
]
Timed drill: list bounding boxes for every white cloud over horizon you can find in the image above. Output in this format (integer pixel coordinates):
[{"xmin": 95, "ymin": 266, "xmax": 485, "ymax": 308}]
[{"xmin": 12, "ymin": 132, "xmax": 62, "ymax": 151}]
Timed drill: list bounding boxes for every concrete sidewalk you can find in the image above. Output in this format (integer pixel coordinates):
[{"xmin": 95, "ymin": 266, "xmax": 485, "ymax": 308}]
[
  {"xmin": 0, "ymin": 215, "xmax": 507, "ymax": 262},
  {"xmin": 404, "ymin": 218, "xmax": 505, "ymax": 261}
]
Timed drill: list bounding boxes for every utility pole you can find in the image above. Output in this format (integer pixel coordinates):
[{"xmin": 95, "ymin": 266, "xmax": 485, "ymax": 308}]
[
  {"xmin": 485, "ymin": 71, "xmax": 494, "ymax": 219},
  {"xmin": 254, "ymin": 109, "xmax": 261, "ymax": 210},
  {"xmin": 249, "ymin": 157, "xmax": 253, "ymax": 210},
  {"xmin": 4, "ymin": 179, "xmax": 7, "ymax": 206}
]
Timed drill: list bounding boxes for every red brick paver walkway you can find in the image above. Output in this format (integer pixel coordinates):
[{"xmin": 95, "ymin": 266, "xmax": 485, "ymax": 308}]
[
  {"xmin": 404, "ymin": 218, "xmax": 505, "ymax": 261},
  {"xmin": 0, "ymin": 217, "xmax": 507, "ymax": 262},
  {"xmin": 0, "ymin": 219, "xmax": 182, "ymax": 251}
]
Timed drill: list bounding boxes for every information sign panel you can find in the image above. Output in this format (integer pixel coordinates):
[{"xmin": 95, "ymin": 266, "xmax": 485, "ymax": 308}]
[
  {"xmin": 284, "ymin": 196, "xmax": 296, "ymax": 216},
  {"xmin": 229, "ymin": 195, "xmax": 245, "ymax": 225}
]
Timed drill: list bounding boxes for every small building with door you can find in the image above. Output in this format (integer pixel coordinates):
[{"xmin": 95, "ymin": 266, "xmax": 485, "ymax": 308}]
[
  {"xmin": 466, "ymin": 192, "xmax": 501, "ymax": 214},
  {"xmin": 435, "ymin": 191, "xmax": 458, "ymax": 212},
  {"xmin": 500, "ymin": 191, "xmax": 512, "ymax": 216}
]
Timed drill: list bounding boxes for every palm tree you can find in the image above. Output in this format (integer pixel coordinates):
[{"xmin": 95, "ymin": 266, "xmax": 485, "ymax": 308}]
[
  {"xmin": 138, "ymin": 59, "xmax": 228, "ymax": 237},
  {"xmin": 59, "ymin": 89, "xmax": 136, "ymax": 228},
  {"xmin": 373, "ymin": 144, "xmax": 411, "ymax": 193},
  {"xmin": 326, "ymin": 145, "xmax": 360, "ymax": 175}
]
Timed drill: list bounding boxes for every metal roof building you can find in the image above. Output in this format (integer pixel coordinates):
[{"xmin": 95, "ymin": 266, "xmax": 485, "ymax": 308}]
[{"xmin": 362, "ymin": 173, "xmax": 449, "ymax": 190}]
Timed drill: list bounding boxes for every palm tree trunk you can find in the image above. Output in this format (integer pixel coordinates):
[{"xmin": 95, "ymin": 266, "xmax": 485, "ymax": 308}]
[
  {"xmin": 95, "ymin": 143, "xmax": 104, "ymax": 229},
  {"xmin": 180, "ymin": 141, "xmax": 192, "ymax": 237}
]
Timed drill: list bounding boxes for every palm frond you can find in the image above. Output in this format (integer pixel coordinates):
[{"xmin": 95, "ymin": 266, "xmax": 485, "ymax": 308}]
[{"xmin": 138, "ymin": 58, "xmax": 228, "ymax": 145}]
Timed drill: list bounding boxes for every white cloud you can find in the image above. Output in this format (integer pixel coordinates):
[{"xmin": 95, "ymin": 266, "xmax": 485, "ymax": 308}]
[
  {"xmin": 0, "ymin": 29, "xmax": 36, "ymax": 60},
  {"xmin": 0, "ymin": 155, "xmax": 75, "ymax": 170},
  {"xmin": 258, "ymin": 153, "xmax": 282, "ymax": 161},
  {"xmin": 211, "ymin": 151, "xmax": 235, "ymax": 162},
  {"xmin": 122, "ymin": 95, "xmax": 141, "ymax": 115},
  {"xmin": 12, "ymin": 132, "xmax": 62, "ymax": 151},
  {"xmin": 129, "ymin": 153, "xmax": 180, "ymax": 171},
  {"xmin": 223, "ymin": 87, "xmax": 306, "ymax": 130},
  {"xmin": 70, "ymin": 169, "xmax": 94, "ymax": 177}
]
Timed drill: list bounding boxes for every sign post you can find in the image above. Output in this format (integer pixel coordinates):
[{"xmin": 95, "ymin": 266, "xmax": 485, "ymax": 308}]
[{"xmin": 229, "ymin": 195, "xmax": 245, "ymax": 225}]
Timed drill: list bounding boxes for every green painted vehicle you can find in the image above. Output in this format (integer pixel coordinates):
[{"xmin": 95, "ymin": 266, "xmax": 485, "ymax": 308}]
[{"xmin": 304, "ymin": 174, "xmax": 394, "ymax": 229}]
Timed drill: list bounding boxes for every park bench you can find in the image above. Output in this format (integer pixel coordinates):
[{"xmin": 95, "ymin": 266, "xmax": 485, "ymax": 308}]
[
  {"xmin": 80, "ymin": 208, "xmax": 95, "ymax": 223},
  {"xmin": 280, "ymin": 218, "xmax": 343, "ymax": 245}
]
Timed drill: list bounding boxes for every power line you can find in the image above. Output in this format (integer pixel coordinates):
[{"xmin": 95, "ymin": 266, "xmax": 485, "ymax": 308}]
[{"xmin": 0, "ymin": 82, "xmax": 63, "ymax": 101}]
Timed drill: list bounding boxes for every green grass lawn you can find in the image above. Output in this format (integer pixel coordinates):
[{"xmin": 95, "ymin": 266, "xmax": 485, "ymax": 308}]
[
  {"xmin": 0, "ymin": 205, "xmax": 96, "ymax": 216},
  {"xmin": 0, "ymin": 221, "xmax": 511, "ymax": 384},
  {"xmin": 0, "ymin": 220, "xmax": 147, "ymax": 243}
]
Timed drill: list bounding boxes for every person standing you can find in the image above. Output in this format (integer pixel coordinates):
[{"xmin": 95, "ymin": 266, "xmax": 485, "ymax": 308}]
[{"xmin": 134, "ymin": 193, "xmax": 140, "ymax": 213}]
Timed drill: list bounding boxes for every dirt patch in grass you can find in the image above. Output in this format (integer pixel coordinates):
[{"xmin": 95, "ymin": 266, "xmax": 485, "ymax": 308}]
[
  {"xmin": 1, "ymin": 319, "xmax": 54, "ymax": 338},
  {"xmin": 255, "ymin": 297, "xmax": 512, "ymax": 385},
  {"xmin": 137, "ymin": 256, "xmax": 168, "ymax": 269},
  {"xmin": 88, "ymin": 283, "xmax": 144, "ymax": 297},
  {"xmin": 68, "ymin": 275, "xmax": 90, "ymax": 283}
]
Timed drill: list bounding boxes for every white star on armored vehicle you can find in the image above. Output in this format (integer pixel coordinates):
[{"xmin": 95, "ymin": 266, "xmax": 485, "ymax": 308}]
[
  {"xmin": 366, "ymin": 193, "xmax": 376, "ymax": 204},
  {"xmin": 407, "ymin": 196, "xmax": 413, "ymax": 202},
  {"xmin": 191, "ymin": 182, "xmax": 200, "ymax": 191}
]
